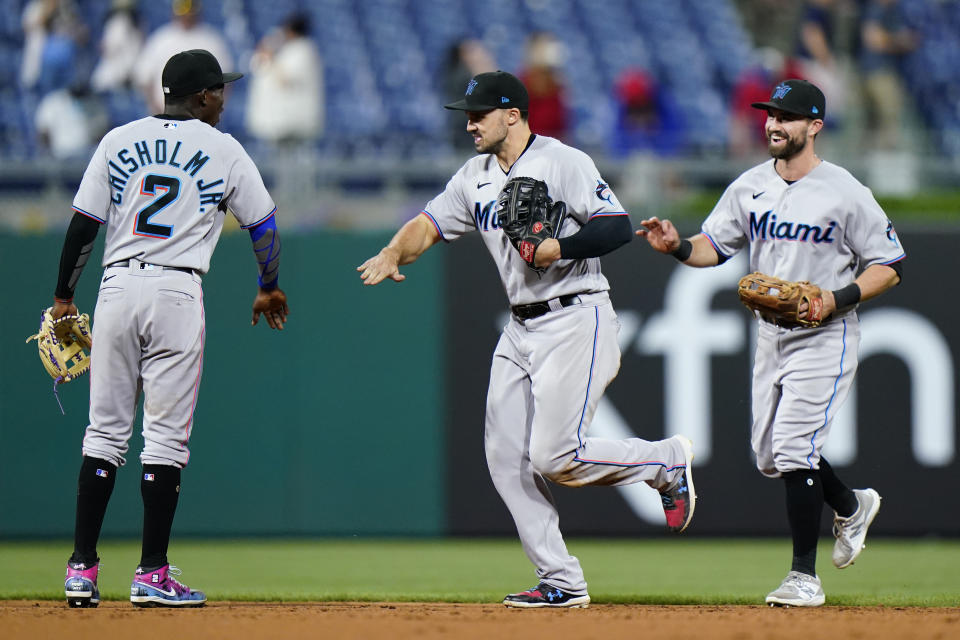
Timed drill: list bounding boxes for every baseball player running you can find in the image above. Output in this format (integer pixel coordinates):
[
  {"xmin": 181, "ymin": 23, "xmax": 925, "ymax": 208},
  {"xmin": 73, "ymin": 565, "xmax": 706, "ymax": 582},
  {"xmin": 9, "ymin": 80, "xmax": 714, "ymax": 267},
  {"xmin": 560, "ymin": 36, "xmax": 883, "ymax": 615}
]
[
  {"xmin": 358, "ymin": 71, "xmax": 695, "ymax": 608},
  {"xmin": 57, "ymin": 49, "xmax": 288, "ymax": 608},
  {"xmin": 639, "ymin": 79, "xmax": 904, "ymax": 606}
]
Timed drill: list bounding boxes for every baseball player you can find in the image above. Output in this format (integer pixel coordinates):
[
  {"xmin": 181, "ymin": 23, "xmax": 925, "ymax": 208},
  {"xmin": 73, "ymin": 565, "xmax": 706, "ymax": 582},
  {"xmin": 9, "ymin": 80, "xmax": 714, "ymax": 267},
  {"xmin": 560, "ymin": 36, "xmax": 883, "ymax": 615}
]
[
  {"xmin": 639, "ymin": 79, "xmax": 904, "ymax": 606},
  {"xmin": 56, "ymin": 49, "xmax": 288, "ymax": 608},
  {"xmin": 358, "ymin": 71, "xmax": 696, "ymax": 608}
]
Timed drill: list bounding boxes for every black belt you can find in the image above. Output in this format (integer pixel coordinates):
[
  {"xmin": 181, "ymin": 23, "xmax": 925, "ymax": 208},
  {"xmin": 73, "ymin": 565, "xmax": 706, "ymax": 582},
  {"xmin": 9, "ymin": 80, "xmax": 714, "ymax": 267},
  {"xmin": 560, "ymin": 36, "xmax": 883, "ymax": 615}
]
[
  {"xmin": 511, "ymin": 294, "xmax": 583, "ymax": 320},
  {"xmin": 108, "ymin": 260, "xmax": 194, "ymax": 274}
]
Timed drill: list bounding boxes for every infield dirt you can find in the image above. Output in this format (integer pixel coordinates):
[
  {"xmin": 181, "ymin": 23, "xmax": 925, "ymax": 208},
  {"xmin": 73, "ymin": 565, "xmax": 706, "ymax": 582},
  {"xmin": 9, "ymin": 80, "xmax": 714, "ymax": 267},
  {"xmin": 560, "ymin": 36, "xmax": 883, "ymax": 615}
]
[{"xmin": 4, "ymin": 601, "xmax": 959, "ymax": 640}]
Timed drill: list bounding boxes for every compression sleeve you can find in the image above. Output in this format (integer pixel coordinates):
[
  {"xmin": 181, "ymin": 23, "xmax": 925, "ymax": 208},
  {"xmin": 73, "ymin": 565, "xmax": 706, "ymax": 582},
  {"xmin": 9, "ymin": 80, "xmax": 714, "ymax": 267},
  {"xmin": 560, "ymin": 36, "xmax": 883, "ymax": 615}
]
[
  {"xmin": 556, "ymin": 214, "xmax": 633, "ymax": 260},
  {"xmin": 248, "ymin": 213, "xmax": 281, "ymax": 290},
  {"xmin": 55, "ymin": 212, "xmax": 101, "ymax": 301}
]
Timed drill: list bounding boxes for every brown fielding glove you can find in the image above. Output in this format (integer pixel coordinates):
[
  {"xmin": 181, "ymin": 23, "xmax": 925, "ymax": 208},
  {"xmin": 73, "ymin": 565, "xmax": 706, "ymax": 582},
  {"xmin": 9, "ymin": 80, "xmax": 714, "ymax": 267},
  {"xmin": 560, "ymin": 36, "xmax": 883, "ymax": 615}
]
[
  {"xmin": 497, "ymin": 177, "xmax": 567, "ymax": 273},
  {"xmin": 737, "ymin": 272, "xmax": 825, "ymax": 328},
  {"xmin": 26, "ymin": 307, "xmax": 93, "ymax": 383}
]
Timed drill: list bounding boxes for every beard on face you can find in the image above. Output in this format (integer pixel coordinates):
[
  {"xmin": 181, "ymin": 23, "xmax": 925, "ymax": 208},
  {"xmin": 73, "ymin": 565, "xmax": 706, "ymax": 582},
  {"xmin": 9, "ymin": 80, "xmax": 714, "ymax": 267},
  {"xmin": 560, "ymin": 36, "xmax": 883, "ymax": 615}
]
[
  {"xmin": 474, "ymin": 116, "xmax": 508, "ymax": 155},
  {"xmin": 767, "ymin": 129, "xmax": 808, "ymax": 160}
]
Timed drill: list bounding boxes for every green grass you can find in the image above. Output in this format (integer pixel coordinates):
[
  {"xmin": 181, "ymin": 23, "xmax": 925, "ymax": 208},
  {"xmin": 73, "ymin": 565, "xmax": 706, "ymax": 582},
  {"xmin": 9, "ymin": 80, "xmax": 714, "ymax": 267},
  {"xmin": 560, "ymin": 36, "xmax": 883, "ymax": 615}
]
[
  {"xmin": 655, "ymin": 189, "xmax": 960, "ymax": 225},
  {"xmin": 2, "ymin": 538, "xmax": 958, "ymax": 606}
]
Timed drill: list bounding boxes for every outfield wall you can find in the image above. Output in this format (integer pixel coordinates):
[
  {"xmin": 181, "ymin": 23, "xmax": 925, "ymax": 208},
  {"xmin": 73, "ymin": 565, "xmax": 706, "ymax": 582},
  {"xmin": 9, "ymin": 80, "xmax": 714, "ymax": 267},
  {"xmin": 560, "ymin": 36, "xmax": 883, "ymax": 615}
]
[
  {"xmin": 1, "ymin": 227, "xmax": 957, "ymax": 537},
  {"xmin": 0, "ymin": 231, "xmax": 446, "ymax": 537}
]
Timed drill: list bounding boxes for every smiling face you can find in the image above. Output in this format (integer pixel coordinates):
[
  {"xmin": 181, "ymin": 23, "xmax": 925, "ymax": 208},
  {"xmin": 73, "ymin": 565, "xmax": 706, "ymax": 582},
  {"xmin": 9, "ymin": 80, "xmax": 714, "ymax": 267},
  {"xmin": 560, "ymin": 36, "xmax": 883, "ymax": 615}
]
[
  {"xmin": 465, "ymin": 109, "xmax": 511, "ymax": 155},
  {"xmin": 764, "ymin": 108, "xmax": 821, "ymax": 160}
]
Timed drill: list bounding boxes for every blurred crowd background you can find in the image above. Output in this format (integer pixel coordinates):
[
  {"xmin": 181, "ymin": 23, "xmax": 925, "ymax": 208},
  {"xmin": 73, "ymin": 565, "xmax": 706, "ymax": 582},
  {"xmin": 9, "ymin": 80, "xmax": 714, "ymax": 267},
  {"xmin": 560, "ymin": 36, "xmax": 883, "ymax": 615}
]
[{"xmin": 1, "ymin": 0, "xmax": 958, "ymax": 231}]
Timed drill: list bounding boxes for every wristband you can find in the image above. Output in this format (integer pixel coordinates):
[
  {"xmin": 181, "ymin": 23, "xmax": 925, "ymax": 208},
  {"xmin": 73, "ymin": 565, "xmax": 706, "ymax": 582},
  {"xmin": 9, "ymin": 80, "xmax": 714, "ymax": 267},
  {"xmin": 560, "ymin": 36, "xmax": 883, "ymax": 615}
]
[
  {"xmin": 671, "ymin": 239, "xmax": 693, "ymax": 261},
  {"xmin": 831, "ymin": 282, "xmax": 861, "ymax": 309}
]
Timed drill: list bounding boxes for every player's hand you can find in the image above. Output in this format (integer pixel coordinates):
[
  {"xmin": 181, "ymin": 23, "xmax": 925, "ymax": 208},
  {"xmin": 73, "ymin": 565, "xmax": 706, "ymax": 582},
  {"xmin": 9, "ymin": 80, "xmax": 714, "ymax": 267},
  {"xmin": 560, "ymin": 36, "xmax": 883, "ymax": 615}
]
[
  {"xmin": 636, "ymin": 217, "xmax": 681, "ymax": 254},
  {"xmin": 252, "ymin": 287, "xmax": 289, "ymax": 330},
  {"xmin": 51, "ymin": 300, "xmax": 78, "ymax": 320},
  {"xmin": 357, "ymin": 247, "xmax": 405, "ymax": 286},
  {"xmin": 533, "ymin": 238, "xmax": 561, "ymax": 268},
  {"xmin": 799, "ymin": 289, "xmax": 836, "ymax": 321}
]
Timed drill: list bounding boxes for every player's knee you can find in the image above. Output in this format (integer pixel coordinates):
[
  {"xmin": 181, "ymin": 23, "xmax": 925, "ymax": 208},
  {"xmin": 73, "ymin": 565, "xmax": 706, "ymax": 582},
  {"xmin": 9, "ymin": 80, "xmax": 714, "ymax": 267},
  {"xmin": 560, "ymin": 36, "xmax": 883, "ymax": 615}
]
[{"xmin": 529, "ymin": 446, "xmax": 573, "ymax": 482}]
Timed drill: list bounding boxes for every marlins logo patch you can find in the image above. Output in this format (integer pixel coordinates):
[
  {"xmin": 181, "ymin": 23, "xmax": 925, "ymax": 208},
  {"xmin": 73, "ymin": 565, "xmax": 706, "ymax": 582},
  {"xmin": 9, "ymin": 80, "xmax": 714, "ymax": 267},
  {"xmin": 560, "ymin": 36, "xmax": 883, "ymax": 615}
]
[
  {"xmin": 885, "ymin": 220, "xmax": 900, "ymax": 246},
  {"xmin": 772, "ymin": 83, "xmax": 792, "ymax": 100},
  {"xmin": 595, "ymin": 180, "xmax": 613, "ymax": 204},
  {"xmin": 465, "ymin": 79, "xmax": 478, "ymax": 95}
]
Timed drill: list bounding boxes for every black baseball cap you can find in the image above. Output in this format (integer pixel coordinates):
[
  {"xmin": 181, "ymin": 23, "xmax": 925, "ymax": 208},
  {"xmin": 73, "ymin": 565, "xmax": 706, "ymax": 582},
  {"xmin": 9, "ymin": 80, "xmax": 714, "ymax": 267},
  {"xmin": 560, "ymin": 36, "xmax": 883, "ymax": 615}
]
[
  {"xmin": 161, "ymin": 49, "xmax": 243, "ymax": 98},
  {"xmin": 751, "ymin": 79, "xmax": 826, "ymax": 120},
  {"xmin": 444, "ymin": 71, "xmax": 529, "ymax": 111}
]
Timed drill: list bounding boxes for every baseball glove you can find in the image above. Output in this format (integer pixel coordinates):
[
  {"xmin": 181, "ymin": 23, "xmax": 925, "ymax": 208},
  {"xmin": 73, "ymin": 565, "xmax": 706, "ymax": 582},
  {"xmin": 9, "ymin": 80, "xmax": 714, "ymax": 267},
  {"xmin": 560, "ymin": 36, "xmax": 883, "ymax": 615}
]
[
  {"xmin": 497, "ymin": 177, "xmax": 567, "ymax": 272},
  {"xmin": 25, "ymin": 307, "xmax": 93, "ymax": 383},
  {"xmin": 737, "ymin": 272, "xmax": 825, "ymax": 329}
]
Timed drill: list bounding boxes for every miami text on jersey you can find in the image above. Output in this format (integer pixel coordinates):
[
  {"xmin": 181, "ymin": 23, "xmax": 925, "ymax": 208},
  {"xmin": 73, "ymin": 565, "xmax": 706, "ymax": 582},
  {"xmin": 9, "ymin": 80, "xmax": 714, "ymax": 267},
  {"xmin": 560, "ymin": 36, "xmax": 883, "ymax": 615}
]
[
  {"xmin": 474, "ymin": 200, "xmax": 500, "ymax": 231},
  {"xmin": 106, "ymin": 138, "xmax": 224, "ymax": 208},
  {"xmin": 749, "ymin": 209, "xmax": 837, "ymax": 243}
]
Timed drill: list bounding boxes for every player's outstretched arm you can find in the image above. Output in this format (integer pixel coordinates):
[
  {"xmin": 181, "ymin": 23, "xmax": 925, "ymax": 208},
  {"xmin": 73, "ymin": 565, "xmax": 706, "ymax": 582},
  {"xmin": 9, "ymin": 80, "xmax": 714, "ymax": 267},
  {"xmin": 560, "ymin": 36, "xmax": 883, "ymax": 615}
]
[
  {"xmin": 636, "ymin": 216, "xmax": 719, "ymax": 268},
  {"xmin": 357, "ymin": 214, "xmax": 440, "ymax": 286},
  {"xmin": 252, "ymin": 287, "xmax": 289, "ymax": 330},
  {"xmin": 247, "ymin": 214, "xmax": 288, "ymax": 329}
]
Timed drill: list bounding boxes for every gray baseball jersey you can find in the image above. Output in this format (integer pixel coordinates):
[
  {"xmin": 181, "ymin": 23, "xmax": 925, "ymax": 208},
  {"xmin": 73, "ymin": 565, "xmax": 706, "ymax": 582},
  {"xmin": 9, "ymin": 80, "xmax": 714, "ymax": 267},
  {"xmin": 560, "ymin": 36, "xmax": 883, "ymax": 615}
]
[
  {"xmin": 73, "ymin": 116, "xmax": 276, "ymax": 273},
  {"xmin": 73, "ymin": 115, "xmax": 275, "ymax": 468},
  {"xmin": 701, "ymin": 159, "xmax": 905, "ymax": 288},
  {"xmin": 425, "ymin": 135, "xmax": 691, "ymax": 593},
  {"xmin": 423, "ymin": 135, "xmax": 618, "ymax": 305},
  {"xmin": 700, "ymin": 158, "xmax": 905, "ymax": 475}
]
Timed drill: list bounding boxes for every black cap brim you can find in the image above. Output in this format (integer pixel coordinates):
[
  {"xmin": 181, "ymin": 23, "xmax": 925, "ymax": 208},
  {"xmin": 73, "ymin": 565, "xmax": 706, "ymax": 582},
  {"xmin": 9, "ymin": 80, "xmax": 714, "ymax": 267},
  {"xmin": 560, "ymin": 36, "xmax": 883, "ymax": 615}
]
[
  {"xmin": 750, "ymin": 100, "xmax": 820, "ymax": 119},
  {"xmin": 443, "ymin": 99, "xmax": 496, "ymax": 111},
  {"xmin": 223, "ymin": 72, "xmax": 243, "ymax": 84}
]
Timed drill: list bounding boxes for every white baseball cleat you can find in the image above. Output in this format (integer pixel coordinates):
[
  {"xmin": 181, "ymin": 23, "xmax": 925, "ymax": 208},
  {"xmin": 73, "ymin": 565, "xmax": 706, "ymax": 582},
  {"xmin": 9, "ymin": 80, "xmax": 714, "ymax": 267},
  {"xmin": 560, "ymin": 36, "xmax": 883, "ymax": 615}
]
[
  {"xmin": 765, "ymin": 571, "xmax": 825, "ymax": 607},
  {"xmin": 832, "ymin": 488, "xmax": 882, "ymax": 569}
]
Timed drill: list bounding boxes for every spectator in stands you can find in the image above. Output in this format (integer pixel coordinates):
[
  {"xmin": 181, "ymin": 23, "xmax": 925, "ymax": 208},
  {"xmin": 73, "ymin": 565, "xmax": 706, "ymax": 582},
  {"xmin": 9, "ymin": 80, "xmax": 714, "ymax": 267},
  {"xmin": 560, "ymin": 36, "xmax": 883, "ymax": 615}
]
[
  {"xmin": 245, "ymin": 13, "xmax": 324, "ymax": 145},
  {"xmin": 859, "ymin": 0, "xmax": 917, "ymax": 151},
  {"xmin": 91, "ymin": 0, "xmax": 144, "ymax": 92},
  {"xmin": 134, "ymin": 0, "xmax": 232, "ymax": 113},
  {"xmin": 794, "ymin": 0, "xmax": 848, "ymax": 124},
  {"xmin": 729, "ymin": 47, "xmax": 804, "ymax": 157},
  {"xmin": 609, "ymin": 67, "xmax": 683, "ymax": 157},
  {"xmin": 518, "ymin": 32, "xmax": 569, "ymax": 141},
  {"xmin": 442, "ymin": 38, "xmax": 496, "ymax": 151},
  {"xmin": 35, "ymin": 81, "xmax": 109, "ymax": 159},
  {"xmin": 20, "ymin": 0, "xmax": 88, "ymax": 94}
]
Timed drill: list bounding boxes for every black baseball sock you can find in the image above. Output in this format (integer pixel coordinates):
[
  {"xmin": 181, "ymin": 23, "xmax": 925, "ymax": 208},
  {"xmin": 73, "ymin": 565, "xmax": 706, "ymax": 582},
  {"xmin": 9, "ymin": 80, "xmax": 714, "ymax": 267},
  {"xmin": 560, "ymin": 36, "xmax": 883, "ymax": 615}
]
[
  {"xmin": 818, "ymin": 457, "xmax": 858, "ymax": 517},
  {"xmin": 783, "ymin": 470, "xmax": 823, "ymax": 577},
  {"xmin": 139, "ymin": 464, "xmax": 181, "ymax": 570},
  {"xmin": 70, "ymin": 456, "xmax": 117, "ymax": 567}
]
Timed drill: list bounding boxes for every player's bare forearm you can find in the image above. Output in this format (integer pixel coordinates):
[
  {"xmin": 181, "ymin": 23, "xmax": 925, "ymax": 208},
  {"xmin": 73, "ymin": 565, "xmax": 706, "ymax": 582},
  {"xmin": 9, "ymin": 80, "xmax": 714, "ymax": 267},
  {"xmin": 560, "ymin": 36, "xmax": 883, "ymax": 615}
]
[
  {"xmin": 357, "ymin": 214, "xmax": 440, "ymax": 285},
  {"xmin": 812, "ymin": 264, "xmax": 901, "ymax": 320},
  {"xmin": 251, "ymin": 287, "xmax": 289, "ymax": 330},
  {"xmin": 636, "ymin": 217, "xmax": 718, "ymax": 267},
  {"xmin": 855, "ymin": 263, "xmax": 901, "ymax": 302}
]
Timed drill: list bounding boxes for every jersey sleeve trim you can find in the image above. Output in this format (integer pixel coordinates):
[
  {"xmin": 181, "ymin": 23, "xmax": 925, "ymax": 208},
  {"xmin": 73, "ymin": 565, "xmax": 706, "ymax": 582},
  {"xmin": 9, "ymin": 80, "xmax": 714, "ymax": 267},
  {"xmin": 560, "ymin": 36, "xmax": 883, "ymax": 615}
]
[
  {"xmin": 239, "ymin": 206, "xmax": 277, "ymax": 230},
  {"xmin": 879, "ymin": 254, "xmax": 906, "ymax": 265},
  {"xmin": 700, "ymin": 231, "xmax": 731, "ymax": 261},
  {"xmin": 71, "ymin": 206, "xmax": 106, "ymax": 224},
  {"xmin": 588, "ymin": 211, "xmax": 628, "ymax": 219},
  {"xmin": 420, "ymin": 210, "xmax": 449, "ymax": 243}
]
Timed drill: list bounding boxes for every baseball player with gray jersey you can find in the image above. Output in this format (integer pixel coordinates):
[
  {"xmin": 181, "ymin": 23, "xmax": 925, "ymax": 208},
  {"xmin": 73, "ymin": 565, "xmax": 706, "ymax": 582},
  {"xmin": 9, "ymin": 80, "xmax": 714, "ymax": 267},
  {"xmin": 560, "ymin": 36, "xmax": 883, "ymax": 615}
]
[
  {"xmin": 54, "ymin": 49, "xmax": 288, "ymax": 608},
  {"xmin": 359, "ymin": 71, "xmax": 696, "ymax": 608},
  {"xmin": 640, "ymin": 79, "xmax": 904, "ymax": 606}
]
